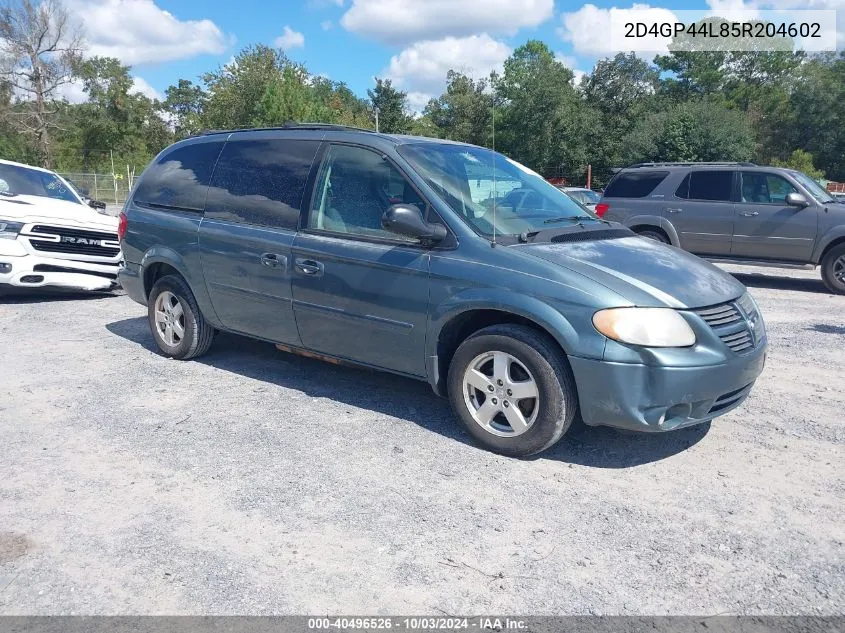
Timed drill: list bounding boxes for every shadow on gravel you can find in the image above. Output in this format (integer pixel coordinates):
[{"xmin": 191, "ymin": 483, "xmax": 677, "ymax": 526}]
[
  {"xmin": 729, "ymin": 272, "xmax": 830, "ymax": 294},
  {"xmin": 0, "ymin": 288, "xmax": 122, "ymax": 303},
  {"xmin": 808, "ymin": 323, "xmax": 845, "ymax": 335},
  {"xmin": 106, "ymin": 316, "xmax": 707, "ymax": 468}
]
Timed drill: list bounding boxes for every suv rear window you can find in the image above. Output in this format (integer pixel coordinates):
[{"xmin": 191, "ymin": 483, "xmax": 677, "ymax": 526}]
[
  {"xmin": 133, "ymin": 140, "xmax": 224, "ymax": 211},
  {"xmin": 676, "ymin": 170, "xmax": 734, "ymax": 202},
  {"xmin": 604, "ymin": 171, "xmax": 669, "ymax": 198}
]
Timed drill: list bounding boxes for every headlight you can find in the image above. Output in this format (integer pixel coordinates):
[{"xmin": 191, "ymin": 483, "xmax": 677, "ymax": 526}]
[
  {"xmin": 0, "ymin": 219, "xmax": 24, "ymax": 240},
  {"xmin": 593, "ymin": 307, "xmax": 696, "ymax": 347}
]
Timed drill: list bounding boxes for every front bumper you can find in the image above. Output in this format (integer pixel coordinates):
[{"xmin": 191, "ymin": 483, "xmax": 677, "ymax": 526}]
[
  {"xmin": 570, "ymin": 342, "xmax": 767, "ymax": 432},
  {"xmin": 0, "ymin": 250, "xmax": 119, "ymax": 292}
]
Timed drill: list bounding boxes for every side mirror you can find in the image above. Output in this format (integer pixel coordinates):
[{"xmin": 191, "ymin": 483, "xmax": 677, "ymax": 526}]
[
  {"xmin": 381, "ymin": 204, "xmax": 447, "ymax": 243},
  {"xmin": 88, "ymin": 199, "xmax": 107, "ymax": 211},
  {"xmin": 786, "ymin": 192, "xmax": 809, "ymax": 208}
]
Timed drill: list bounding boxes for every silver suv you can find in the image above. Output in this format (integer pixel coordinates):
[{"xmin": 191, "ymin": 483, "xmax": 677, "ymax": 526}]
[{"xmin": 596, "ymin": 162, "xmax": 845, "ymax": 294}]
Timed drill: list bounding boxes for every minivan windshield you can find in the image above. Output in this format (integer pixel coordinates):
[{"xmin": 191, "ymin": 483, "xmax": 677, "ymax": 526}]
[
  {"xmin": 398, "ymin": 142, "xmax": 595, "ymax": 237},
  {"xmin": 0, "ymin": 163, "xmax": 82, "ymax": 204},
  {"xmin": 788, "ymin": 170, "xmax": 836, "ymax": 204}
]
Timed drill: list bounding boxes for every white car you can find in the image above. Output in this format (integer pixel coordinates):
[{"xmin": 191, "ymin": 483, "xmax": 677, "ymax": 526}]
[
  {"xmin": 0, "ymin": 159, "xmax": 121, "ymax": 292},
  {"xmin": 558, "ymin": 186, "xmax": 601, "ymax": 211}
]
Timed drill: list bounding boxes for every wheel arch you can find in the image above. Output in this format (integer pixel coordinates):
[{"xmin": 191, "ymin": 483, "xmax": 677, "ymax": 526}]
[
  {"xmin": 426, "ymin": 296, "xmax": 589, "ymax": 397},
  {"xmin": 625, "ymin": 215, "xmax": 680, "ymax": 247},
  {"xmin": 815, "ymin": 230, "xmax": 845, "ymax": 265}
]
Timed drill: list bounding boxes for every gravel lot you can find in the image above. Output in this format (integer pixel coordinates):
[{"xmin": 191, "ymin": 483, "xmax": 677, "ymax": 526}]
[{"xmin": 0, "ymin": 265, "xmax": 842, "ymax": 615}]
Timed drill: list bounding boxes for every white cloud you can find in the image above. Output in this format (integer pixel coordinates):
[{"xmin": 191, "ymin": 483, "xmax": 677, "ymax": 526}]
[
  {"xmin": 321, "ymin": 20, "xmax": 333, "ymax": 30},
  {"xmin": 558, "ymin": 3, "xmax": 679, "ymax": 56},
  {"xmin": 386, "ymin": 34, "xmax": 511, "ymax": 97},
  {"xmin": 406, "ymin": 91, "xmax": 433, "ymax": 114},
  {"xmin": 342, "ymin": 0, "xmax": 553, "ymax": 44},
  {"xmin": 56, "ymin": 79, "xmax": 88, "ymax": 104},
  {"xmin": 129, "ymin": 76, "xmax": 162, "ymax": 100},
  {"xmin": 274, "ymin": 26, "xmax": 305, "ymax": 50},
  {"xmin": 67, "ymin": 0, "xmax": 231, "ymax": 66}
]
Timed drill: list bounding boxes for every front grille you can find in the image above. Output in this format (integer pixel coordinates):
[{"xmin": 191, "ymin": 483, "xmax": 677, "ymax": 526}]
[
  {"xmin": 26, "ymin": 225, "xmax": 120, "ymax": 258},
  {"xmin": 693, "ymin": 296, "xmax": 759, "ymax": 354}
]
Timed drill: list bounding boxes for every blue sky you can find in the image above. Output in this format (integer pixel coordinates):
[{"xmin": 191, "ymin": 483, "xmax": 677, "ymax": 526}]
[{"xmin": 65, "ymin": 0, "xmax": 844, "ymax": 109}]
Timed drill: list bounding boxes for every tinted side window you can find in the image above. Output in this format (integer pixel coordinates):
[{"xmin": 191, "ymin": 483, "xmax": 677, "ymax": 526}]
[
  {"xmin": 604, "ymin": 171, "xmax": 669, "ymax": 198},
  {"xmin": 687, "ymin": 170, "xmax": 734, "ymax": 202},
  {"xmin": 205, "ymin": 139, "xmax": 319, "ymax": 230},
  {"xmin": 740, "ymin": 172, "xmax": 797, "ymax": 204},
  {"xmin": 308, "ymin": 144, "xmax": 423, "ymax": 241},
  {"xmin": 134, "ymin": 141, "xmax": 224, "ymax": 211}
]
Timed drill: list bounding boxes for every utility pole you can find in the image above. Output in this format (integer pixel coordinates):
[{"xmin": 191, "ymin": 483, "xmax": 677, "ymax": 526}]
[{"xmin": 374, "ymin": 106, "xmax": 380, "ymax": 133}]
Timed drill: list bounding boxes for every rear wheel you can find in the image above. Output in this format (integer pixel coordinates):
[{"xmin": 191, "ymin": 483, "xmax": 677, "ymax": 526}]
[
  {"xmin": 636, "ymin": 228, "xmax": 670, "ymax": 244},
  {"xmin": 447, "ymin": 324, "xmax": 578, "ymax": 457},
  {"xmin": 148, "ymin": 274, "xmax": 215, "ymax": 359},
  {"xmin": 821, "ymin": 243, "xmax": 845, "ymax": 295}
]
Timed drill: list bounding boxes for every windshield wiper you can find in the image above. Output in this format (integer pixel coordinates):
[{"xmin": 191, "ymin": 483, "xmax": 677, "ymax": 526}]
[{"xmin": 543, "ymin": 215, "xmax": 594, "ymax": 224}]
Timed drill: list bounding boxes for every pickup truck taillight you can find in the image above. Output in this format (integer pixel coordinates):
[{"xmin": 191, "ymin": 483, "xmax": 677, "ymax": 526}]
[
  {"xmin": 594, "ymin": 203, "xmax": 609, "ymax": 218},
  {"xmin": 117, "ymin": 211, "xmax": 127, "ymax": 241}
]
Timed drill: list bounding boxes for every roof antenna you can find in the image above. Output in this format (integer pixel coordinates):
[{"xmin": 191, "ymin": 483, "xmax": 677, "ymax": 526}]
[{"xmin": 491, "ymin": 105, "xmax": 497, "ymax": 248}]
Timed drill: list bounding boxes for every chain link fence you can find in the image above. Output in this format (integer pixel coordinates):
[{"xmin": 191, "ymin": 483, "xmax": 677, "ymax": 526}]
[{"xmin": 57, "ymin": 171, "xmax": 136, "ymax": 207}]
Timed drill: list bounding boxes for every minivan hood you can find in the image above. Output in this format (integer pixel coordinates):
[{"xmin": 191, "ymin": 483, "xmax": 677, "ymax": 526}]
[
  {"xmin": 0, "ymin": 194, "xmax": 117, "ymax": 231},
  {"xmin": 518, "ymin": 235, "xmax": 746, "ymax": 309}
]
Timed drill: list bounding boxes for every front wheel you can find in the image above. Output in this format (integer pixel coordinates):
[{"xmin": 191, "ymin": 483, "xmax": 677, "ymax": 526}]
[
  {"xmin": 447, "ymin": 324, "xmax": 578, "ymax": 457},
  {"xmin": 820, "ymin": 243, "xmax": 845, "ymax": 295},
  {"xmin": 148, "ymin": 274, "xmax": 215, "ymax": 359}
]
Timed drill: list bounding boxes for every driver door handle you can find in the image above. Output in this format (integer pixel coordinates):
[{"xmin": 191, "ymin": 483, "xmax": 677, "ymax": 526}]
[
  {"xmin": 260, "ymin": 253, "xmax": 286, "ymax": 268},
  {"xmin": 739, "ymin": 211, "xmax": 760, "ymax": 217},
  {"xmin": 294, "ymin": 258, "xmax": 324, "ymax": 276},
  {"xmin": 667, "ymin": 207, "xmax": 682, "ymax": 213}
]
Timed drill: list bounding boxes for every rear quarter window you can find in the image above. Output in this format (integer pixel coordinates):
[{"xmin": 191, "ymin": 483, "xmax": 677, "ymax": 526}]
[
  {"xmin": 604, "ymin": 171, "xmax": 669, "ymax": 198},
  {"xmin": 133, "ymin": 140, "xmax": 224, "ymax": 211}
]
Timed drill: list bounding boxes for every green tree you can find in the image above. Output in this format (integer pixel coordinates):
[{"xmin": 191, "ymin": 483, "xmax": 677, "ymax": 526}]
[
  {"xmin": 495, "ymin": 40, "xmax": 595, "ymax": 177},
  {"xmin": 61, "ymin": 56, "xmax": 171, "ymax": 172},
  {"xmin": 786, "ymin": 52, "xmax": 845, "ymax": 180},
  {"xmin": 201, "ymin": 45, "xmax": 286, "ymax": 129},
  {"xmin": 771, "ymin": 149, "xmax": 824, "ymax": 179},
  {"xmin": 621, "ymin": 100, "xmax": 755, "ymax": 164},
  {"xmin": 424, "ymin": 71, "xmax": 493, "ymax": 146},
  {"xmin": 164, "ymin": 79, "xmax": 206, "ymax": 138},
  {"xmin": 367, "ymin": 78, "xmax": 411, "ymax": 133}
]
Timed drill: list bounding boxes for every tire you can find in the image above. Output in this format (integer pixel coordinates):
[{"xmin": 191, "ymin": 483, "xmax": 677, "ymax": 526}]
[
  {"xmin": 820, "ymin": 243, "xmax": 845, "ymax": 295},
  {"xmin": 637, "ymin": 229, "xmax": 669, "ymax": 244},
  {"xmin": 147, "ymin": 274, "xmax": 215, "ymax": 359},
  {"xmin": 447, "ymin": 324, "xmax": 578, "ymax": 457}
]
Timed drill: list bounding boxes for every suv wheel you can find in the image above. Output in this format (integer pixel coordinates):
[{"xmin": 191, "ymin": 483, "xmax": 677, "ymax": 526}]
[
  {"xmin": 637, "ymin": 229, "xmax": 669, "ymax": 244},
  {"xmin": 148, "ymin": 274, "xmax": 215, "ymax": 359},
  {"xmin": 447, "ymin": 324, "xmax": 578, "ymax": 457},
  {"xmin": 821, "ymin": 243, "xmax": 845, "ymax": 295}
]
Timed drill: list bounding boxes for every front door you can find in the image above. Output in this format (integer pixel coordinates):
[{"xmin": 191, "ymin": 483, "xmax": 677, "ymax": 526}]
[
  {"xmin": 199, "ymin": 135, "xmax": 320, "ymax": 344},
  {"xmin": 732, "ymin": 171, "xmax": 818, "ymax": 262},
  {"xmin": 670, "ymin": 169, "xmax": 736, "ymax": 256},
  {"xmin": 290, "ymin": 144, "xmax": 432, "ymax": 377}
]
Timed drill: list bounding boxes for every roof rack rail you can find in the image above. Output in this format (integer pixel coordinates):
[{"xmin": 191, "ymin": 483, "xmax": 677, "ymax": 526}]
[
  {"xmin": 627, "ymin": 161, "xmax": 757, "ymax": 168},
  {"xmin": 194, "ymin": 122, "xmax": 377, "ymax": 137}
]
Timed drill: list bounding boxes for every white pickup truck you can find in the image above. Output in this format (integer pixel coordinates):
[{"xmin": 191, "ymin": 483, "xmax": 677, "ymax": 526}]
[{"xmin": 0, "ymin": 159, "xmax": 121, "ymax": 292}]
